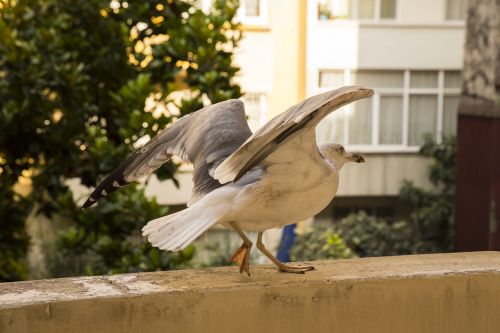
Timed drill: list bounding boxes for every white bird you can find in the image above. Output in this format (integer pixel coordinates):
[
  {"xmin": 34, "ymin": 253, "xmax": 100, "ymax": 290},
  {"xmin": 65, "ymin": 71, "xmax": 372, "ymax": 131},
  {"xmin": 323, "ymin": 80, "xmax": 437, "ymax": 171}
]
[{"xmin": 83, "ymin": 86, "xmax": 373, "ymax": 275}]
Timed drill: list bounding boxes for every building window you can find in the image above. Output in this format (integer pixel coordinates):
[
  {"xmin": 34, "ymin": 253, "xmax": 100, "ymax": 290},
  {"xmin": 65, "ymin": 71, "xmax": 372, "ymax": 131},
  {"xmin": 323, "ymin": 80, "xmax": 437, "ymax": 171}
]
[
  {"xmin": 238, "ymin": 0, "xmax": 268, "ymax": 25},
  {"xmin": 380, "ymin": 0, "xmax": 396, "ymax": 19},
  {"xmin": 446, "ymin": 0, "xmax": 467, "ymax": 20},
  {"xmin": 244, "ymin": 0, "xmax": 260, "ymax": 16},
  {"xmin": 242, "ymin": 93, "xmax": 267, "ymax": 132},
  {"xmin": 317, "ymin": 69, "xmax": 461, "ymax": 151},
  {"xmin": 408, "ymin": 95, "xmax": 438, "ymax": 146},
  {"xmin": 318, "ymin": 0, "xmax": 396, "ymax": 21},
  {"xmin": 319, "ymin": 70, "xmax": 345, "ymax": 88},
  {"xmin": 318, "ymin": 0, "xmax": 351, "ymax": 20},
  {"xmin": 379, "ymin": 95, "xmax": 403, "ymax": 144}
]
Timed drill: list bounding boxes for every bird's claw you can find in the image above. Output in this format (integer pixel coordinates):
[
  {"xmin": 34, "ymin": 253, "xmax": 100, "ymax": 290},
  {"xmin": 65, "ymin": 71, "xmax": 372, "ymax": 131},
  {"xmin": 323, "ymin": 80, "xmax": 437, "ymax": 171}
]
[
  {"xmin": 278, "ymin": 265, "xmax": 315, "ymax": 274},
  {"xmin": 230, "ymin": 243, "xmax": 251, "ymax": 276}
]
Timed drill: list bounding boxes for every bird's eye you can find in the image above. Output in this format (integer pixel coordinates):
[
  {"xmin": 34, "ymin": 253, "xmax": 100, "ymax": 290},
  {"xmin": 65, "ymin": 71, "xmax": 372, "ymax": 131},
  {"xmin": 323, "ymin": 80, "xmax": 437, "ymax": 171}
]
[{"xmin": 339, "ymin": 147, "xmax": 345, "ymax": 154}]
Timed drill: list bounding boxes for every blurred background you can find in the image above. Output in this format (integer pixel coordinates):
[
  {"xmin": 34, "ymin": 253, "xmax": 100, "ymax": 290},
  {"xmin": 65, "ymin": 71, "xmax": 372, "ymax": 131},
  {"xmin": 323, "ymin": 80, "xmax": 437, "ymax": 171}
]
[{"xmin": 0, "ymin": 0, "xmax": 498, "ymax": 282}]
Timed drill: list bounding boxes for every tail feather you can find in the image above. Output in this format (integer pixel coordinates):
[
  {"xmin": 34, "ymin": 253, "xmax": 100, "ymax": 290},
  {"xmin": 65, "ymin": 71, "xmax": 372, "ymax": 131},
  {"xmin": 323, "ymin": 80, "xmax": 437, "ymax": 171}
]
[
  {"xmin": 142, "ymin": 206, "xmax": 221, "ymax": 252},
  {"xmin": 143, "ymin": 185, "xmax": 236, "ymax": 252},
  {"xmin": 141, "ymin": 210, "xmax": 182, "ymax": 235}
]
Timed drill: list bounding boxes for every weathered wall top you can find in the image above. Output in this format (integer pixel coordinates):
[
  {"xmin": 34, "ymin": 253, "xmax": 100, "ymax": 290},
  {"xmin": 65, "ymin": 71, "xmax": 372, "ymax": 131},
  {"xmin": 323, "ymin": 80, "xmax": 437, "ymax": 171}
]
[{"xmin": 1, "ymin": 252, "xmax": 500, "ymax": 333}]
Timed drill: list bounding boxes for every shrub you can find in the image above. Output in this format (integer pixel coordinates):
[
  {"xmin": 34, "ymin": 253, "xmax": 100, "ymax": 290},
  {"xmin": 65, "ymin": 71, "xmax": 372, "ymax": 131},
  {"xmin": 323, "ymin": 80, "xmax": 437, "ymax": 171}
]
[{"xmin": 290, "ymin": 224, "xmax": 356, "ymax": 261}]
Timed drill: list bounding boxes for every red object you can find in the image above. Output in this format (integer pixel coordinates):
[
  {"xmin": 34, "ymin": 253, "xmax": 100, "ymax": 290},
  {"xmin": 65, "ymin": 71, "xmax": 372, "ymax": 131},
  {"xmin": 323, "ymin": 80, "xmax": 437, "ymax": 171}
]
[{"xmin": 455, "ymin": 115, "xmax": 500, "ymax": 250}]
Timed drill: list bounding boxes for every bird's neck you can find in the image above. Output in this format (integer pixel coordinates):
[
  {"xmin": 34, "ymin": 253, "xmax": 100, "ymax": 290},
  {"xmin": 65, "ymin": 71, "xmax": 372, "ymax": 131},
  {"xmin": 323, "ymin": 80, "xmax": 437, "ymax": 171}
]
[{"xmin": 326, "ymin": 157, "xmax": 345, "ymax": 172}]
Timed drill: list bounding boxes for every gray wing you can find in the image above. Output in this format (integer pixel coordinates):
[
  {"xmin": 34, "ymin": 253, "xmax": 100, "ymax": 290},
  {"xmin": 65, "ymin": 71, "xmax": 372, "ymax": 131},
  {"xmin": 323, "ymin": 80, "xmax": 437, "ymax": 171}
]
[
  {"xmin": 82, "ymin": 99, "xmax": 252, "ymax": 208},
  {"xmin": 214, "ymin": 86, "xmax": 373, "ymax": 184}
]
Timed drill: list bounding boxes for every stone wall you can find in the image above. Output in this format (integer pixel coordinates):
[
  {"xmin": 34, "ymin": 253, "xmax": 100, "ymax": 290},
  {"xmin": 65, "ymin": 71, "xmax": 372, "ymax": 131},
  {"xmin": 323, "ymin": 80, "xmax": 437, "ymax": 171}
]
[{"xmin": 1, "ymin": 252, "xmax": 500, "ymax": 333}]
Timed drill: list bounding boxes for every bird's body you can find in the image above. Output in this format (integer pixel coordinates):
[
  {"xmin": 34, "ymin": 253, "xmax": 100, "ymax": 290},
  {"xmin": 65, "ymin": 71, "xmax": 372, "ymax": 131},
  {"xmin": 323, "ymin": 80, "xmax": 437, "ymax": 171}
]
[
  {"xmin": 83, "ymin": 86, "xmax": 373, "ymax": 274},
  {"xmin": 221, "ymin": 134, "xmax": 338, "ymax": 231}
]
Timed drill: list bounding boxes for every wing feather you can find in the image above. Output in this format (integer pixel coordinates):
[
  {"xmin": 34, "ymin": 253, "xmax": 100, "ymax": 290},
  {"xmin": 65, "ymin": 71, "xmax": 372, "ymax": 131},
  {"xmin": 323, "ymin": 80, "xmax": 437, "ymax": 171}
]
[
  {"xmin": 213, "ymin": 86, "xmax": 374, "ymax": 184},
  {"xmin": 82, "ymin": 99, "xmax": 252, "ymax": 208}
]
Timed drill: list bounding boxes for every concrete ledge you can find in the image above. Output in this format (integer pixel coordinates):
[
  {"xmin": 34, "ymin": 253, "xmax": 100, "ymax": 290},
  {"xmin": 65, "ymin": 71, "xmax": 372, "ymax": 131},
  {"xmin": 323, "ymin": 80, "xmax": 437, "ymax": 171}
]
[{"xmin": 1, "ymin": 252, "xmax": 500, "ymax": 333}]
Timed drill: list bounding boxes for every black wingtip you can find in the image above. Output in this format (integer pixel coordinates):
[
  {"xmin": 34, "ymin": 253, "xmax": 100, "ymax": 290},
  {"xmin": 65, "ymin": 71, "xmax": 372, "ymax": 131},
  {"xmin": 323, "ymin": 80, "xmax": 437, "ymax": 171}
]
[{"xmin": 82, "ymin": 197, "xmax": 96, "ymax": 209}]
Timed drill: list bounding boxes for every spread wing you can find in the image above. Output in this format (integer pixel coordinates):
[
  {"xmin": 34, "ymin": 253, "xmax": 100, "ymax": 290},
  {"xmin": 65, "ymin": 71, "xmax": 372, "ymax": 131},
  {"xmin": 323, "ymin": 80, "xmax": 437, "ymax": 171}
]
[
  {"xmin": 82, "ymin": 99, "xmax": 252, "ymax": 208},
  {"xmin": 214, "ymin": 86, "xmax": 374, "ymax": 184}
]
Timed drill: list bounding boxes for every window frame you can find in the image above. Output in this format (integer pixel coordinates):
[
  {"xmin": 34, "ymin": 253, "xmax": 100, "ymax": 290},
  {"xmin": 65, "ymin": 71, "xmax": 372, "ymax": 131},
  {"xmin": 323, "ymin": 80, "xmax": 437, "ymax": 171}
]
[
  {"xmin": 241, "ymin": 92, "xmax": 268, "ymax": 132},
  {"xmin": 444, "ymin": 0, "xmax": 467, "ymax": 22},
  {"xmin": 237, "ymin": 0, "xmax": 269, "ymax": 26},
  {"xmin": 317, "ymin": 0, "xmax": 397, "ymax": 23},
  {"xmin": 316, "ymin": 69, "xmax": 461, "ymax": 153}
]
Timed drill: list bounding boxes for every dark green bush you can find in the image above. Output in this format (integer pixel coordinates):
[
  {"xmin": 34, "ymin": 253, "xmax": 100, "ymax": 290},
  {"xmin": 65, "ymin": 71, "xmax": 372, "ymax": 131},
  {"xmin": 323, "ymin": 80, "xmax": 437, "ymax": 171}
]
[
  {"xmin": 290, "ymin": 136, "xmax": 456, "ymax": 261},
  {"xmin": 399, "ymin": 135, "xmax": 456, "ymax": 253}
]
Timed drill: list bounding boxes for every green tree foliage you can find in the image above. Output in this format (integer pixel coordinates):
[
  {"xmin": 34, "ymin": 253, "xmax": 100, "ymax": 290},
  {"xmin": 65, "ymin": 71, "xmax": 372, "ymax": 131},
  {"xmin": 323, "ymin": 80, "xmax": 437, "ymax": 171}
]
[
  {"xmin": 0, "ymin": 186, "xmax": 29, "ymax": 281},
  {"xmin": 290, "ymin": 225, "xmax": 356, "ymax": 261},
  {"xmin": 399, "ymin": 135, "xmax": 456, "ymax": 252},
  {"xmin": 290, "ymin": 136, "xmax": 456, "ymax": 260},
  {"xmin": 0, "ymin": 0, "xmax": 242, "ymax": 280}
]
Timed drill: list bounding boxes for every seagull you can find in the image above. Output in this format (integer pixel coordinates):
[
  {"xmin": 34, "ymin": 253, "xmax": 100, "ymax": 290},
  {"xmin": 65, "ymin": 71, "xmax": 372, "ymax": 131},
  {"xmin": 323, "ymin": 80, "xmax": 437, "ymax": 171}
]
[{"xmin": 83, "ymin": 86, "xmax": 373, "ymax": 275}]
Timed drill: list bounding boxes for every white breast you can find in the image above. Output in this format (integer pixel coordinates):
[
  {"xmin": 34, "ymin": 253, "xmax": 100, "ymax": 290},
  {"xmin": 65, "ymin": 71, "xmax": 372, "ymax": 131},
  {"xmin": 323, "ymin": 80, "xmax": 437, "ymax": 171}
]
[{"xmin": 224, "ymin": 148, "xmax": 339, "ymax": 231}]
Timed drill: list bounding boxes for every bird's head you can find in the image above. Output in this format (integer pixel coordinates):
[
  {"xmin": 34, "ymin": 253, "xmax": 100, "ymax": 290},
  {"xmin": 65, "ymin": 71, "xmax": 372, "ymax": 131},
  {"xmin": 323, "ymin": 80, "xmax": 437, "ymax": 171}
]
[{"xmin": 319, "ymin": 143, "xmax": 365, "ymax": 170}]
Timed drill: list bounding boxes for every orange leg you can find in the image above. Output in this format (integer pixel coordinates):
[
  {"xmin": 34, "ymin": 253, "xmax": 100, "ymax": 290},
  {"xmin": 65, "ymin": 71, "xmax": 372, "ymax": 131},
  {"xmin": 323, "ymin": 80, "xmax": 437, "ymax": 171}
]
[
  {"xmin": 229, "ymin": 222, "xmax": 253, "ymax": 276},
  {"xmin": 256, "ymin": 231, "xmax": 315, "ymax": 274}
]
